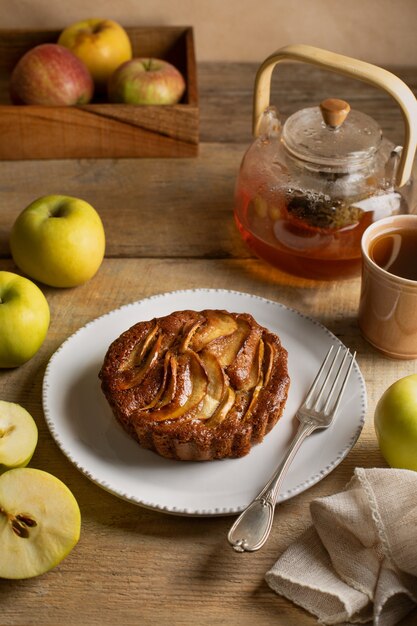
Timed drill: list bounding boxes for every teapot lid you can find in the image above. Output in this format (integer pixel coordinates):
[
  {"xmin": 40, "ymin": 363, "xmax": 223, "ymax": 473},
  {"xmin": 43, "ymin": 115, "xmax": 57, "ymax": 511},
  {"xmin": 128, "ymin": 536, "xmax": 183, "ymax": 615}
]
[{"xmin": 282, "ymin": 98, "xmax": 382, "ymax": 170}]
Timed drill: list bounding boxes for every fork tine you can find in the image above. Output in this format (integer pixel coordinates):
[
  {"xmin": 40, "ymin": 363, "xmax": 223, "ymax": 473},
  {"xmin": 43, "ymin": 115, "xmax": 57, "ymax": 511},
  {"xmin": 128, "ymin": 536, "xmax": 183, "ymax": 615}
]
[
  {"xmin": 325, "ymin": 350, "xmax": 356, "ymax": 416},
  {"xmin": 312, "ymin": 346, "xmax": 341, "ymax": 411},
  {"xmin": 303, "ymin": 346, "xmax": 334, "ymax": 406},
  {"xmin": 322, "ymin": 348, "xmax": 350, "ymax": 413}
]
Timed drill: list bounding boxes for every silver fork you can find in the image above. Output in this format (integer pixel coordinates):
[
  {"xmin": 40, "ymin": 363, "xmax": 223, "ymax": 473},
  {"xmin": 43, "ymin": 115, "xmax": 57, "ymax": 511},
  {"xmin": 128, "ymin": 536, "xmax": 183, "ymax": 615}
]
[{"xmin": 227, "ymin": 345, "xmax": 356, "ymax": 553}]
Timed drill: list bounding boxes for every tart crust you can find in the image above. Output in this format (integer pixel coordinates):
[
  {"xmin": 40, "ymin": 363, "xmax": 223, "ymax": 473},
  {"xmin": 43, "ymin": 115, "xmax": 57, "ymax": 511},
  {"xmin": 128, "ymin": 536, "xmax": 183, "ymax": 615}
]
[{"xmin": 99, "ymin": 309, "xmax": 290, "ymax": 461}]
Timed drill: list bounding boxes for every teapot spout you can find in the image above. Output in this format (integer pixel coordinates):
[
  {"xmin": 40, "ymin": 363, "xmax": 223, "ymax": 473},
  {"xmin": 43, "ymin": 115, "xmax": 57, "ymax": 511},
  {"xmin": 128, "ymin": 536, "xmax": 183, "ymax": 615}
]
[{"xmin": 256, "ymin": 106, "xmax": 281, "ymax": 138}]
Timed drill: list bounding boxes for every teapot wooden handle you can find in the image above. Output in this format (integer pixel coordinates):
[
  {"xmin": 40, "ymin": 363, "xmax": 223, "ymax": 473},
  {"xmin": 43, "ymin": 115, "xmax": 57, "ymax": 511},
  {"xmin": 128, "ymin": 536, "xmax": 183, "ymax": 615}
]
[{"xmin": 253, "ymin": 44, "xmax": 417, "ymax": 187}]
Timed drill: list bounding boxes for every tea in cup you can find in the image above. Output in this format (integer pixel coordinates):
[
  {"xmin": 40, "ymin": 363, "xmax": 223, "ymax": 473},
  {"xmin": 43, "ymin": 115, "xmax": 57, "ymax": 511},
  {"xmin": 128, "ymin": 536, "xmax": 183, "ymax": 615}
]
[{"xmin": 359, "ymin": 214, "xmax": 417, "ymax": 359}]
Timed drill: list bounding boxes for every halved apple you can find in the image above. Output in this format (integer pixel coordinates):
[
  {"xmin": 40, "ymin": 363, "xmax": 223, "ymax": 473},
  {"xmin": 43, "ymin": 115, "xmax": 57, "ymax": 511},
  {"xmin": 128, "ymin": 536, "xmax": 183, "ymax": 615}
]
[
  {"xmin": 0, "ymin": 401, "xmax": 38, "ymax": 473},
  {"xmin": 0, "ymin": 468, "xmax": 81, "ymax": 579}
]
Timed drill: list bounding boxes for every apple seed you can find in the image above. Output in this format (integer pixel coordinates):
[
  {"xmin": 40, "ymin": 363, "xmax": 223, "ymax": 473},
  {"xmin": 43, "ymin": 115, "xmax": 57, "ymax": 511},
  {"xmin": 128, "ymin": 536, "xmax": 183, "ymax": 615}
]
[
  {"xmin": 11, "ymin": 518, "xmax": 30, "ymax": 538},
  {"xmin": 16, "ymin": 513, "xmax": 38, "ymax": 527},
  {"xmin": 0, "ymin": 506, "xmax": 37, "ymax": 539}
]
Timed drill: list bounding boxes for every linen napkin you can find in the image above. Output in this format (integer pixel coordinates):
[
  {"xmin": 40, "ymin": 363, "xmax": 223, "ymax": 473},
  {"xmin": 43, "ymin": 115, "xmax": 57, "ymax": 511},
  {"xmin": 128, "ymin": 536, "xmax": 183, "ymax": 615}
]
[{"xmin": 265, "ymin": 468, "xmax": 417, "ymax": 625}]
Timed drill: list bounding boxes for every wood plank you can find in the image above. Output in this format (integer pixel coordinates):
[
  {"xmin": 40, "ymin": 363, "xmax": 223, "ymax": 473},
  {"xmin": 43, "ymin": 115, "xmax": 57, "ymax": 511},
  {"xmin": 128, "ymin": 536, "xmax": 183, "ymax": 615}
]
[
  {"xmin": 0, "ymin": 143, "xmax": 247, "ymax": 258},
  {"xmin": 198, "ymin": 62, "xmax": 417, "ymax": 144},
  {"xmin": 0, "ymin": 104, "xmax": 199, "ymax": 159}
]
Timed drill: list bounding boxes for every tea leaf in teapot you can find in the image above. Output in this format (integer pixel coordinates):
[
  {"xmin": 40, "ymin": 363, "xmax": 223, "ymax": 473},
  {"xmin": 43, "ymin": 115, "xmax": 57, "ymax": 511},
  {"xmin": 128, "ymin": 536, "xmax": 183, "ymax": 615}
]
[{"xmin": 286, "ymin": 189, "xmax": 363, "ymax": 230}]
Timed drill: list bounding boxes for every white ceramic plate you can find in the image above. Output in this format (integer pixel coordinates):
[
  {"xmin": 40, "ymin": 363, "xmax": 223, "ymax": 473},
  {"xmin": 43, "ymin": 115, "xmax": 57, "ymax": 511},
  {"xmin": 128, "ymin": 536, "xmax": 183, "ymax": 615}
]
[{"xmin": 42, "ymin": 289, "xmax": 366, "ymax": 516}]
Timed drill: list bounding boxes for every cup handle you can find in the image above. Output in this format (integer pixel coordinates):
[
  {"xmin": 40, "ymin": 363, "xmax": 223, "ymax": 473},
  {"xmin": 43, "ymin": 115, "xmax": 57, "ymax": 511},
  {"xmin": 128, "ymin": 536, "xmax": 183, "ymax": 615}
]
[{"xmin": 253, "ymin": 44, "xmax": 417, "ymax": 187}]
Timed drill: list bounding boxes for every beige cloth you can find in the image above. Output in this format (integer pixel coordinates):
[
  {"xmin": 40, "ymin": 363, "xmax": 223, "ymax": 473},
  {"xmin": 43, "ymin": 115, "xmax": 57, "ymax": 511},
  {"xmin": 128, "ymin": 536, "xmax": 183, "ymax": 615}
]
[{"xmin": 266, "ymin": 468, "xmax": 417, "ymax": 625}]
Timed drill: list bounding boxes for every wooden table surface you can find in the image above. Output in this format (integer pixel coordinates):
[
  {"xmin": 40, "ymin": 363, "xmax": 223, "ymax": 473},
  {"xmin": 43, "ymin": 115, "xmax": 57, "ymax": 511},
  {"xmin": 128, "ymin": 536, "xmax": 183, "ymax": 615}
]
[{"xmin": 1, "ymin": 62, "xmax": 417, "ymax": 626}]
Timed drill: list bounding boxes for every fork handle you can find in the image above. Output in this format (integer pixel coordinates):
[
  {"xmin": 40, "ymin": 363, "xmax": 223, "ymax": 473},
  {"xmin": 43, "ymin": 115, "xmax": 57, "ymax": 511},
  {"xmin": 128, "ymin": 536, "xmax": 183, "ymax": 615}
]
[{"xmin": 227, "ymin": 421, "xmax": 316, "ymax": 552}]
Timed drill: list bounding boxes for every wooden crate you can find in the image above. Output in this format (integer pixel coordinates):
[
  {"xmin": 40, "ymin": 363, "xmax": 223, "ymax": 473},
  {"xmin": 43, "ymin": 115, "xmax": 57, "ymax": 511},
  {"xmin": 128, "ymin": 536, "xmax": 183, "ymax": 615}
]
[{"xmin": 0, "ymin": 26, "xmax": 199, "ymax": 159}]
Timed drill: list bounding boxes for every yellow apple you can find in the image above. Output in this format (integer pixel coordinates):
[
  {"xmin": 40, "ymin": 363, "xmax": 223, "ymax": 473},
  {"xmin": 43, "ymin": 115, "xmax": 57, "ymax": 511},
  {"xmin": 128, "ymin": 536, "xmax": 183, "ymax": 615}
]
[
  {"xmin": 0, "ymin": 401, "xmax": 38, "ymax": 472},
  {"xmin": 0, "ymin": 468, "xmax": 81, "ymax": 579},
  {"xmin": 58, "ymin": 18, "xmax": 132, "ymax": 90},
  {"xmin": 374, "ymin": 374, "xmax": 417, "ymax": 471},
  {"xmin": 10, "ymin": 195, "xmax": 105, "ymax": 288},
  {"xmin": 0, "ymin": 271, "xmax": 50, "ymax": 368}
]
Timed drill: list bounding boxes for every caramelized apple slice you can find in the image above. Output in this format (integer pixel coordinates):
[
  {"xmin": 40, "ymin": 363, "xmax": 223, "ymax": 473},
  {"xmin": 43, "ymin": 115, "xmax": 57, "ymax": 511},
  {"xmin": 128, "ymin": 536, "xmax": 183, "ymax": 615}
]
[
  {"xmin": 227, "ymin": 329, "xmax": 263, "ymax": 390},
  {"xmin": 206, "ymin": 386, "xmax": 236, "ymax": 428},
  {"xmin": 117, "ymin": 334, "xmax": 162, "ymax": 390},
  {"xmin": 119, "ymin": 323, "xmax": 159, "ymax": 371},
  {"xmin": 191, "ymin": 311, "xmax": 237, "ymax": 352},
  {"xmin": 140, "ymin": 350, "xmax": 173, "ymax": 410},
  {"xmin": 241, "ymin": 338, "xmax": 265, "ymax": 391},
  {"xmin": 242, "ymin": 339, "xmax": 275, "ymax": 421},
  {"xmin": 196, "ymin": 350, "xmax": 226, "ymax": 419},
  {"xmin": 209, "ymin": 317, "xmax": 250, "ymax": 369},
  {"xmin": 262, "ymin": 339, "xmax": 276, "ymax": 387},
  {"xmin": 137, "ymin": 351, "xmax": 207, "ymax": 422},
  {"xmin": 180, "ymin": 320, "xmax": 203, "ymax": 353}
]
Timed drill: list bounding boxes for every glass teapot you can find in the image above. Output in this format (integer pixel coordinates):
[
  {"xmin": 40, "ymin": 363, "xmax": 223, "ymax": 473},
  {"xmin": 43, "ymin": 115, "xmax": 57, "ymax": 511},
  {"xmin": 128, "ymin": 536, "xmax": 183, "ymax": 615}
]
[{"xmin": 234, "ymin": 45, "xmax": 417, "ymax": 279}]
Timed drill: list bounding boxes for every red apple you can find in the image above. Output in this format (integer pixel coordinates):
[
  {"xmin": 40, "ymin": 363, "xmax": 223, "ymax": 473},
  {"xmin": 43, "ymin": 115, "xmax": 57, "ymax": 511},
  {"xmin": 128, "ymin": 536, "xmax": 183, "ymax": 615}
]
[
  {"xmin": 108, "ymin": 58, "xmax": 186, "ymax": 105},
  {"xmin": 10, "ymin": 43, "xmax": 94, "ymax": 106}
]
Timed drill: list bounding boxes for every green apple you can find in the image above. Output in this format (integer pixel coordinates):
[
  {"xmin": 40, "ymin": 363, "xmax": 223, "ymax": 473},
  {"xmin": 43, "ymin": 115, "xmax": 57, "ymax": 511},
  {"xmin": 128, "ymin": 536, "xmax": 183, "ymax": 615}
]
[
  {"xmin": 108, "ymin": 58, "xmax": 186, "ymax": 105},
  {"xmin": 374, "ymin": 374, "xmax": 417, "ymax": 471},
  {"xmin": 10, "ymin": 195, "xmax": 105, "ymax": 288},
  {"xmin": 0, "ymin": 271, "xmax": 50, "ymax": 368},
  {"xmin": 0, "ymin": 468, "xmax": 81, "ymax": 579},
  {"xmin": 0, "ymin": 401, "xmax": 38, "ymax": 472}
]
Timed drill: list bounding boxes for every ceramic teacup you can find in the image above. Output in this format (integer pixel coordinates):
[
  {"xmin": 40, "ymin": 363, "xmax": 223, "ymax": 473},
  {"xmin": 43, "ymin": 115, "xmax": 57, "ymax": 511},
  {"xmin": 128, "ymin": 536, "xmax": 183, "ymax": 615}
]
[{"xmin": 358, "ymin": 214, "xmax": 417, "ymax": 359}]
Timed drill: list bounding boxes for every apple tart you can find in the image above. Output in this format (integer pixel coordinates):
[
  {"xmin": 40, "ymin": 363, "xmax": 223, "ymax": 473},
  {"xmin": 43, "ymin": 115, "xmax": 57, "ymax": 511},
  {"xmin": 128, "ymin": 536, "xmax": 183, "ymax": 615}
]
[{"xmin": 99, "ymin": 309, "xmax": 290, "ymax": 461}]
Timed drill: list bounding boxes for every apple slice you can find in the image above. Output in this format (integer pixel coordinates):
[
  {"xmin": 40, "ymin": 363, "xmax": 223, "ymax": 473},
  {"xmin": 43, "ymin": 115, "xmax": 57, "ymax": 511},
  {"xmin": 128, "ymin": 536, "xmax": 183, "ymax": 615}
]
[
  {"xmin": 197, "ymin": 350, "xmax": 227, "ymax": 419},
  {"xmin": 262, "ymin": 339, "xmax": 277, "ymax": 387},
  {"xmin": 117, "ymin": 334, "xmax": 162, "ymax": 391},
  {"xmin": 0, "ymin": 401, "xmax": 38, "ymax": 473},
  {"xmin": 242, "ymin": 339, "xmax": 276, "ymax": 422},
  {"xmin": 140, "ymin": 350, "xmax": 174, "ymax": 410},
  {"xmin": 206, "ymin": 387, "xmax": 236, "ymax": 428},
  {"xmin": 227, "ymin": 329, "xmax": 263, "ymax": 390},
  {"xmin": 210, "ymin": 317, "xmax": 250, "ymax": 369},
  {"xmin": 180, "ymin": 320, "xmax": 203, "ymax": 352},
  {"xmin": 118, "ymin": 323, "xmax": 159, "ymax": 371},
  {"xmin": 136, "ymin": 351, "xmax": 207, "ymax": 422},
  {"xmin": 0, "ymin": 468, "xmax": 81, "ymax": 579},
  {"xmin": 191, "ymin": 311, "xmax": 237, "ymax": 352}
]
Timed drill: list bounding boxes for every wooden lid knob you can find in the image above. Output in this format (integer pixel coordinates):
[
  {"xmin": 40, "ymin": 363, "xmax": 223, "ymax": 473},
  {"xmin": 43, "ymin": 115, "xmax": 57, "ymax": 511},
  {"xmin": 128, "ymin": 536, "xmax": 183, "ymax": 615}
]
[{"xmin": 320, "ymin": 98, "xmax": 350, "ymax": 128}]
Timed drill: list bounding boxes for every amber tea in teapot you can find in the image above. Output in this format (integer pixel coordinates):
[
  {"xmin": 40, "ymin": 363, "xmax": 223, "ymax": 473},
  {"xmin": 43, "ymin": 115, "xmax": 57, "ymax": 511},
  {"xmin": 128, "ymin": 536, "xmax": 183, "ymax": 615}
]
[{"xmin": 234, "ymin": 46, "xmax": 417, "ymax": 280}]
